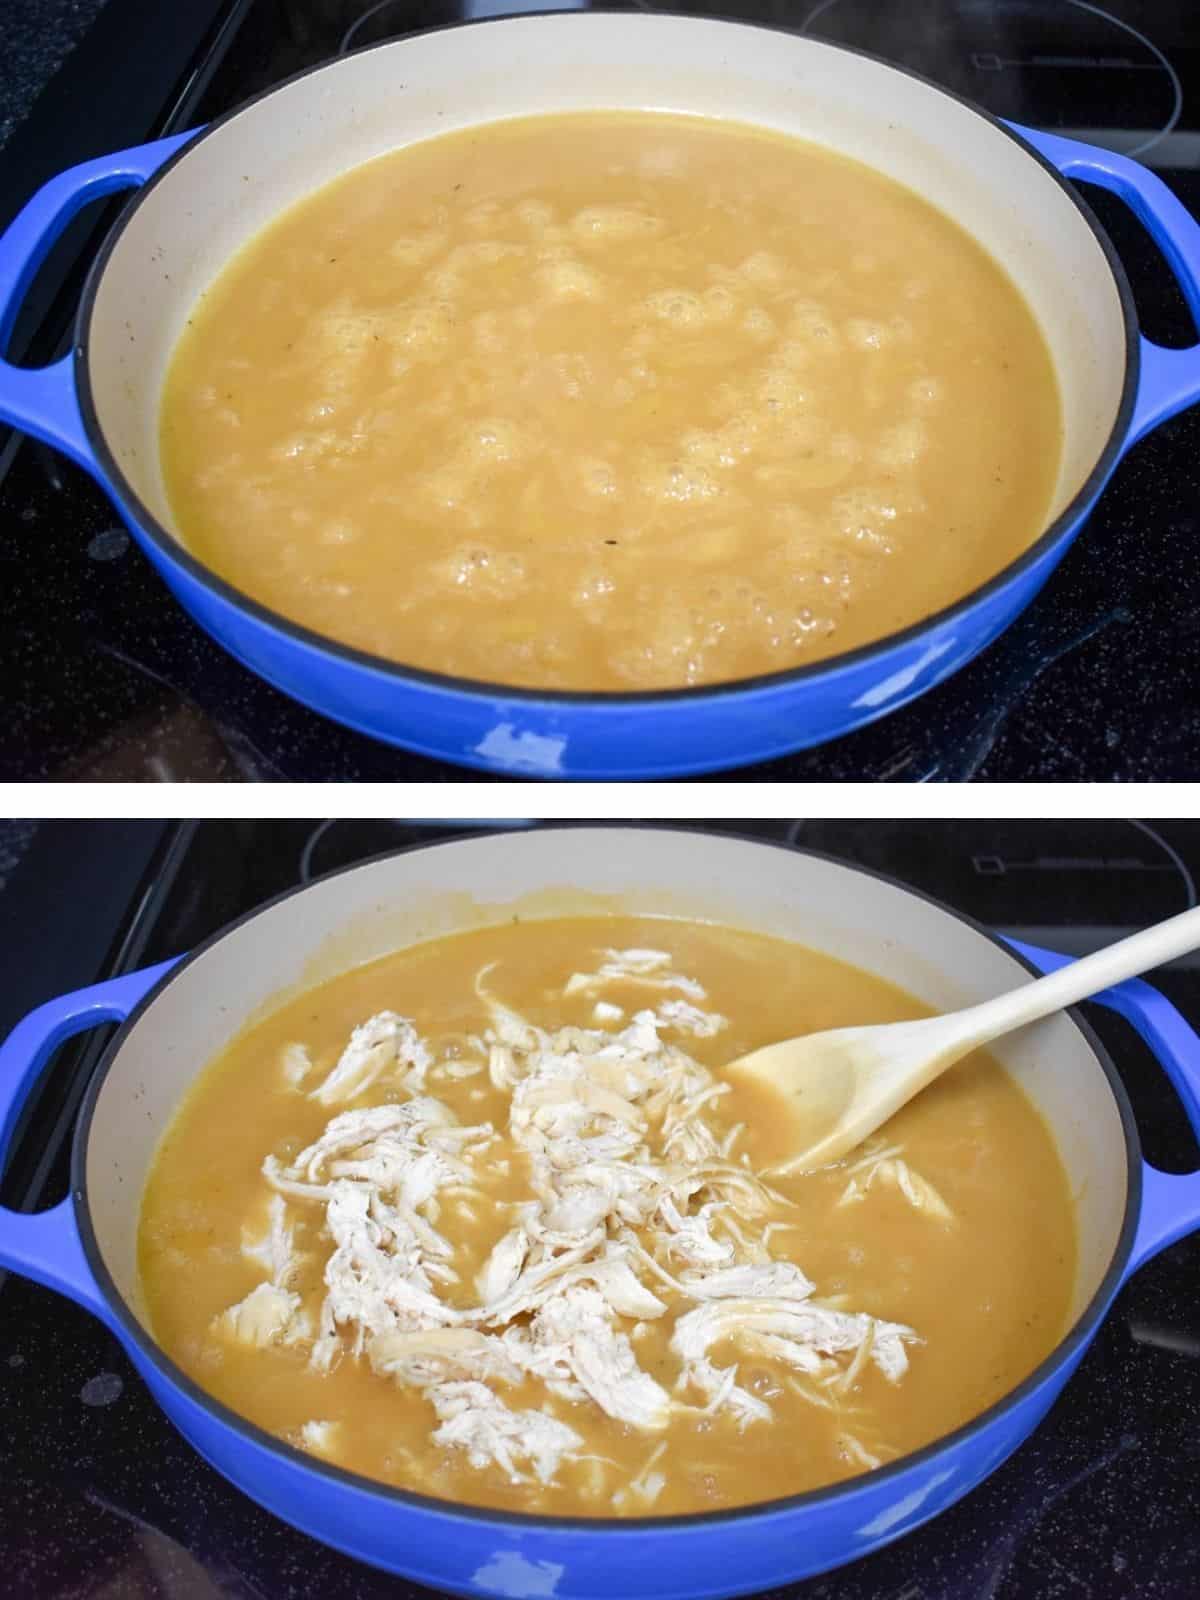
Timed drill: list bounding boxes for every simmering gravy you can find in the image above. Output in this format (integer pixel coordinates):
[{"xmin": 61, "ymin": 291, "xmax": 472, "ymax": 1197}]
[{"xmin": 160, "ymin": 113, "xmax": 1061, "ymax": 691}]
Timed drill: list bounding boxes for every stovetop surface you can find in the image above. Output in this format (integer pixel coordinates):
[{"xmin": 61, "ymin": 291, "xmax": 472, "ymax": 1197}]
[
  {"xmin": 1, "ymin": 818, "xmax": 1198, "ymax": 1598},
  {"xmin": 2, "ymin": 0, "xmax": 1200, "ymax": 780}
]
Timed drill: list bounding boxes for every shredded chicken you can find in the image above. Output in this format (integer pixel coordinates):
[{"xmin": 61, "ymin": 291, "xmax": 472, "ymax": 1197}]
[
  {"xmin": 612, "ymin": 1440, "xmax": 669, "ymax": 1511},
  {"xmin": 299, "ymin": 1419, "xmax": 340, "ymax": 1457},
  {"xmin": 212, "ymin": 1282, "xmax": 309, "ymax": 1349},
  {"xmin": 241, "ymin": 1193, "xmax": 302, "ymax": 1287},
  {"xmin": 217, "ymin": 956, "xmax": 924, "ymax": 1496},
  {"xmin": 430, "ymin": 1381, "xmax": 582, "ymax": 1483},
  {"xmin": 677, "ymin": 1355, "xmax": 771, "ymax": 1427},
  {"xmin": 652, "ymin": 1000, "xmax": 728, "ymax": 1038},
  {"xmin": 837, "ymin": 1430, "xmax": 886, "ymax": 1471},
  {"xmin": 280, "ymin": 1042, "xmax": 313, "ymax": 1087},
  {"xmin": 564, "ymin": 948, "xmax": 708, "ymax": 1001},
  {"xmin": 671, "ymin": 1297, "xmax": 914, "ymax": 1386},
  {"xmin": 505, "ymin": 1285, "xmax": 672, "ymax": 1429},
  {"xmin": 837, "ymin": 1145, "xmax": 955, "ymax": 1223},
  {"xmin": 370, "ymin": 1327, "xmax": 523, "ymax": 1387},
  {"xmin": 309, "ymin": 1012, "xmax": 431, "ymax": 1105}
]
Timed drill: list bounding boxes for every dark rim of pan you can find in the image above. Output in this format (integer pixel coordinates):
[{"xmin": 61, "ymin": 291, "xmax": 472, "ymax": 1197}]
[
  {"xmin": 75, "ymin": 11, "xmax": 1141, "ymax": 712},
  {"xmin": 72, "ymin": 825, "xmax": 1144, "ymax": 1534}
]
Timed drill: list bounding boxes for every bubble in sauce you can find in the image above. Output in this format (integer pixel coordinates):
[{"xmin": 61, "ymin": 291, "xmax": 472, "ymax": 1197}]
[
  {"xmin": 449, "ymin": 240, "xmax": 525, "ymax": 269},
  {"xmin": 788, "ymin": 301, "xmax": 838, "ymax": 345},
  {"xmin": 319, "ymin": 518, "xmax": 360, "ymax": 546},
  {"xmin": 702, "ymin": 285, "xmax": 738, "ymax": 322},
  {"xmin": 639, "ymin": 460, "xmax": 722, "ymax": 506},
  {"xmin": 514, "ymin": 200, "xmax": 554, "ymax": 230},
  {"xmin": 845, "ymin": 318, "xmax": 888, "ymax": 352},
  {"xmin": 572, "ymin": 569, "xmax": 618, "ymax": 610},
  {"xmin": 390, "ymin": 303, "xmax": 453, "ymax": 358},
  {"xmin": 772, "ymin": 339, "xmax": 812, "ymax": 373},
  {"xmin": 742, "ymin": 307, "xmax": 776, "ymax": 341},
  {"xmin": 462, "ymin": 417, "xmax": 525, "ymax": 466},
  {"xmin": 907, "ymin": 375, "xmax": 944, "ymax": 412},
  {"xmin": 537, "ymin": 258, "xmax": 603, "ymax": 300},
  {"xmin": 438, "ymin": 543, "xmax": 526, "ymax": 595},
  {"xmin": 643, "ymin": 289, "xmax": 707, "ymax": 327},
  {"xmin": 571, "ymin": 206, "xmax": 663, "ymax": 243},
  {"xmin": 875, "ymin": 418, "xmax": 928, "ymax": 471},
  {"xmin": 830, "ymin": 486, "xmax": 901, "ymax": 555},
  {"xmin": 738, "ymin": 251, "xmax": 786, "ymax": 285},
  {"xmin": 608, "ymin": 611, "xmax": 702, "ymax": 688},
  {"xmin": 791, "ymin": 606, "xmax": 824, "ymax": 637},
  {"xmin": 420, "ymin": 465, "xmax": 475, "ymax": 518},
  {"xmin": 424, "ymin": 266, "xmax": 463, "ymax": 299},
  {"xmin": 679, "ymin": 430, "xmax": 723, "ymax": 468},
  {"xmin": 579, "ymin": 460, "xmax": 620, "ymax": 499},
  {"xmin": 389, "ymin": 232, "xmax": 446, "ymax": 267},
  {"xmin": 313, "ymin": 307, "xmax": 385, "ymax": 357},
  {"xmin": 716, "ymin": 413, "xmax": 761, "ymax": 462},
  {"xmin": 756, "ymin": 369, "xmax": 811, "ymax": 414},
  {"xmin": 271, "ymin": 432, "xmax": 323, "ymax": 464},
  {"xmin": 549, "ymin": 352, "xmax": 594, "ymax": 400},
  {"xmin": 464, "ymin": 200, "xmax": 501, "ymax": 232}
]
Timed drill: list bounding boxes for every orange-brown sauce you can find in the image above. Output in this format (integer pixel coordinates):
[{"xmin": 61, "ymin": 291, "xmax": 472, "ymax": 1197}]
[{"xmin": 160, "ymin": 113, "xmax": 1061, "ymax": 690}]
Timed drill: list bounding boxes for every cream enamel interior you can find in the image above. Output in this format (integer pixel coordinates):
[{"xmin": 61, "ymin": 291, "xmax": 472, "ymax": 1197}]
[
  {"xmin": 86, "ymin": 15, "xmax": 1124, "ymax": 570},
  {"xmin": 86, "ymin": 831, "xmax": 1129, "ymax": 1378}
]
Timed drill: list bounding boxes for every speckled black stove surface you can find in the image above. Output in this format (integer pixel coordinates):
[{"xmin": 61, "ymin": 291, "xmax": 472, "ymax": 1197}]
[
  {"xmin": 1, "ymin": 819, "xmax": 1199, "ymax": 1599},
  {"xmin": 2, "ymin": 0, "xmax": 1199, "ymax": 780},
  {"xmin": 0, "ymin": 0, "xmax": 110, "ymax": 152}
]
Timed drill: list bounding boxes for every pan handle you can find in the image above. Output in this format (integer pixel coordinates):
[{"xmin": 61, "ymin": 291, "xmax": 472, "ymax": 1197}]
[
  {"xmin": 0, "ymin": 962, "xmax": 176, "ymax": 1322},
  {"xmin": 1012, "ymin": 125, "xmax": 1200, "ymax": 451},
  {"xmin": 1008, "ymin": 938, "xmax": 1200, "ymax": 1278},
  {"xmin": 0, "ymin": 130, "xmax": 196, "ymax": 471}
]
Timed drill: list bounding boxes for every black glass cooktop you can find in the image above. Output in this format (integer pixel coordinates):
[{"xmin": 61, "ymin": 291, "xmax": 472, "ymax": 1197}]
[
  {"xmin": 1, "ymin": 818, "xmax": 1198, "ymax": 1598},
  {"xmin": 2, "ymin": 0, "xmax": 1200, "ymax": 781}
]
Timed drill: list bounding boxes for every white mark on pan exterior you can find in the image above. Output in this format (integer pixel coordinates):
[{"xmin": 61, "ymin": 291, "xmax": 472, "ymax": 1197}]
[
  {"xmin": 80, "ymin": 1372, "xmax": 124, "ymax": 1407},
  {"xmin": 474, "ymin": 723, "xmax": 566, "ymax": 776},
  {"xmin": 7, "ymin": 1352, "xmax": 25, "ymax": 1369},
  {"xmin": 472, "ymin": 1552, "xmax": 565, "ymax": 1598},
  {"xmin": 857, "ymin": 1465, "xmax": 957, "ymax": 1538},
  {"xmin": 851, "ymin": 639, "xmax": 956, "ymax": 710}
]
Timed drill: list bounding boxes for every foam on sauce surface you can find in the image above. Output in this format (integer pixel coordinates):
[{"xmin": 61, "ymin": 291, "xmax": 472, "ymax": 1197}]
[
  {"xmin": 139, "ymin": 917, "xmax": 1075, "ymax": 1516},
  {"xmin": 160, "ymin": 113, "xmax": 1062, "ymax": 690}
]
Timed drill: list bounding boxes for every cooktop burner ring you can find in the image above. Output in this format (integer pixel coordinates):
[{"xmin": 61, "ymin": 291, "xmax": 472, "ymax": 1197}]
[{"xmin": 802, "ymin": 0, "xmax": 1183, "ymax": 161}]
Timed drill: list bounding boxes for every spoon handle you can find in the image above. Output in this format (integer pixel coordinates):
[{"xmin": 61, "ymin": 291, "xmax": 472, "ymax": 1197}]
[{"xmin": 955, "ymin": 904, "xmax": 1200, "ymax": 1051}]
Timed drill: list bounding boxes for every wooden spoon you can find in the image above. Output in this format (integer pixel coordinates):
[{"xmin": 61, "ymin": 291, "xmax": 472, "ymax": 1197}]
[{"xmin": 729, "ymin": 904, "xmax": 1200, "ymax": 1176}]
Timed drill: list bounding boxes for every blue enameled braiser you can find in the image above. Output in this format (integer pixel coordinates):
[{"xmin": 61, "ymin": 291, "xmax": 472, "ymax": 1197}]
[
  {"xmin": 1, "ymin": 17, "xmax": 1199, "ymax": 776},
  {"xmin": 0, "ymin": 831, "xmax": 1199, "ymax": 1596}
]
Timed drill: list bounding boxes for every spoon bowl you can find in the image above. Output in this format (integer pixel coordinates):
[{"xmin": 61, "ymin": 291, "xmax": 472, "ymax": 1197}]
[{"xmin": 730, "ymin": 903, "xmax": 1200, "ymax": 1174}]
